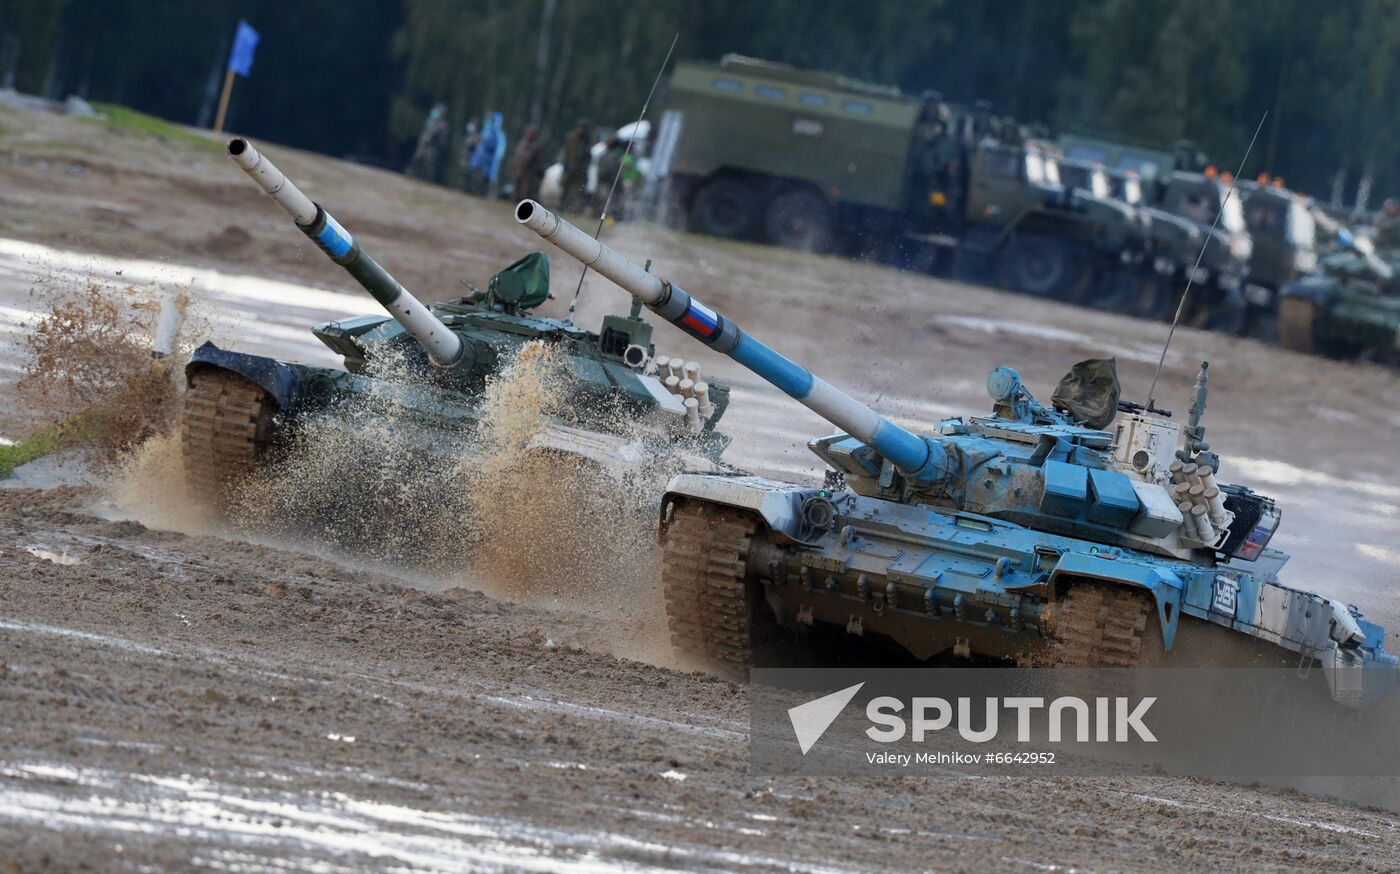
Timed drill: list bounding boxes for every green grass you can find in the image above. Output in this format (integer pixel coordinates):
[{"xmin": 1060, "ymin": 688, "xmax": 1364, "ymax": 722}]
[
  {"xmin": 0, "ymin": 417, "xmax": 95, "ymax": 479},
  {"xmin": 89, "ymin": 102, "xmax": 221, "ymax": 152}
]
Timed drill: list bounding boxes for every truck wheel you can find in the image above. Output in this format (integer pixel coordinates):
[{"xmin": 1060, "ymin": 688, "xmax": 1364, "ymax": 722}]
[
  {"xmin": 764, "ymin": 189, "xmax": 834, "ymax": 252},
  {"xmin": 1277, "ymin": 296, "xmax": 1319, "ymax": 354},
  {"xmin": 661, "ymin": 501, "xmax": 758, "ymax": 680},
  {"xmin": 181, "ymin": 370, "xmax": 275, "ymax": 505},
  {"xmin": 689, "ymin": 179, "xmax": 759, "ymax": 240},
  {"xmin": 1048, "ymin": 583, "xmax": 1151, "ymax": 668},
  {"xmin": 1003, "ymin": 235, "xmax": 1081, "ymax": 299}
]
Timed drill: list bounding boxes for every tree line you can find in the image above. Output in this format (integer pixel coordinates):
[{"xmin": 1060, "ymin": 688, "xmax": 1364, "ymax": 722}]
[{"xmin": 2, "ymin": 0, "xmax": 1398, "ymax": 200}]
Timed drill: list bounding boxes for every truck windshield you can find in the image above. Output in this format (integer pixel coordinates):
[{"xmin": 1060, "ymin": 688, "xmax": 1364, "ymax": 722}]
[
  {"xmin": 1244, "ymin": 197, "xmax": 1287, "ymax": 234},
  {"xmin": 1114, "ymin": 176, "xmax": 1143, "ymax": 205},
  {"xmin": 1060, "ymin": 164, "xmax": 1091, "ymax": 192}
]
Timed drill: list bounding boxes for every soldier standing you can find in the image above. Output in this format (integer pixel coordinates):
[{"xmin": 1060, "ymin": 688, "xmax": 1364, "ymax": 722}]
[
  {"xmin": 467, "ymin": 112, "xmax": 506, "ymax": 196},
  {"xmin": 509, "ymin": 125, "xmax": 545, "ymax": 202},
  {"xmin": 560, "ymin": 119, "xmax": 593, "ymax": 214},
  {"xmin": 457, "ymin": 119, "xmax": 481, "ymax": 192},
  {"xmin": 405, "ymin": 102, "xmax": 449, "ymax": 182},
  {"xmin": 596, "ymin": 135, "xmax": 629, "ymax": 217}
]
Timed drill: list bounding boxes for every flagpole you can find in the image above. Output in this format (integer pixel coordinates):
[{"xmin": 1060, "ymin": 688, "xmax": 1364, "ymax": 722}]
[{"xmin": 212, "ymin": 67, "xmax": 236, "ymax": 133}]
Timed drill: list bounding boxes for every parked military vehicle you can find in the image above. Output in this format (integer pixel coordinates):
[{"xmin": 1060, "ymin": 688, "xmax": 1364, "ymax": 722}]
[
  {"xmin": 181, "ymin": 138, "xmax": 732, "ymax": 500},
  {"xmin": 661, "ymin": 56, "xmax": 1148, "ymax": 301},
  {"xmin": 1135, "ymin": 170, "xmax": 1252, "ymax": 331},
  {"xmin": 519, "ymin": 197, "xmax": 1399, "ymax": 708},
  {"xmin": 1235, "ymin": 180, "xmax": 1319, "ymax": 338},
  {"xmin": 1278, "ymin": 227, "xmax": 1400, "ymax": 361},
  {"xmin": 1056, "ymin": 135, "xmax": 1251, "ymax": 329},
  {"xmin": 1056, "ymin": 133, "xmax": 1209, "ymax": 183}
]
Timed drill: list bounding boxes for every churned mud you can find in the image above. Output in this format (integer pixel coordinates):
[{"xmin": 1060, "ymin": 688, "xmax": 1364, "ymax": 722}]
[
  {"xmin": 4, "ymin": 485, "xmax": 1400, "ymax": 871},
  {"xmin": 3, "ymin": 107, "xmax": 1400, "ymax": 870}
]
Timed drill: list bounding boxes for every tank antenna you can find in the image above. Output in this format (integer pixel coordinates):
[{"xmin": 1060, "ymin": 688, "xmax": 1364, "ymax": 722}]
[
  {"xmin": 1145, "ymin": 112, "xmax": 1267, "ymax": 408},
  {"xmin": 564, "ymin": 32, "xmax": 679, "ymax": 327}
]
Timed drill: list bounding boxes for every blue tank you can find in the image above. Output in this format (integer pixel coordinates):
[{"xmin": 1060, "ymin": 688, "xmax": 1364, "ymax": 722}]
[{"xmin": 517, "ymin": 198, "xmax": 1399, "ymax": 708}]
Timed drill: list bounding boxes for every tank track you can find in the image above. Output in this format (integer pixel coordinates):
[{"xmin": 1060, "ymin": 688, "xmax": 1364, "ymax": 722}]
[
  {"xmin": 1049, "ymin": 584, "xmax": 1152, "ymax": 668},
  {"xmin": 661, "ymin": 502, "xmax": 757, "ymax": 680},
  {"xmin": 181, "ymin": 371, "xmax": 273, "ymax": 501}
]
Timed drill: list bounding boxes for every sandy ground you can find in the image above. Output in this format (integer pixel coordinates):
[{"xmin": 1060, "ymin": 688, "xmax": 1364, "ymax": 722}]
[{"xmin": 2, "ymin": 102, "xmax": 1400, "ymax": 870}]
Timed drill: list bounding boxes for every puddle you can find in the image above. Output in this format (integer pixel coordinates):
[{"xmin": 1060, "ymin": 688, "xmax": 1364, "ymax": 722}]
[
  {"xmin": 23, "ymin": 546, "xmax": 82, "ymax": 565},
  {"xmin": 0, "ymin": 761, "xmax": 844, "ymax": 873}
]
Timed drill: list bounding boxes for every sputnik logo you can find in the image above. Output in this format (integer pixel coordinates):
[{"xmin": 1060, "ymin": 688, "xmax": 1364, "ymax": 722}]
[{"xmin": 787, "ymin": 682, "xmax": 865, "ymax": 755}]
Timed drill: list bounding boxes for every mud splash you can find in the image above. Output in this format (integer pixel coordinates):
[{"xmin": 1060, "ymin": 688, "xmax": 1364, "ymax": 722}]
[
  {"xmin": 16, "ymin": 279, "xmax": 199, "ymax": 459},
  {"xmin": 207, "ymin": 340, "xmax": 679, "ymax": 663},
  {"xmin": 453, "ymin": 343, "xmax": 673, "ymax": 661}
]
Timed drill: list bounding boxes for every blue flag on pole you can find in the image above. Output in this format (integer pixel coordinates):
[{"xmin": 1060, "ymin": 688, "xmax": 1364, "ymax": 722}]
[{"xmin": 228, "ymin": 20, "xmax": 260, "ymax": 78}]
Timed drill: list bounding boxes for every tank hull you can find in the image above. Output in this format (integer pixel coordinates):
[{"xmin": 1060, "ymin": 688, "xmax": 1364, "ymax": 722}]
[
  {"xmin": 182, "ymin": 341, "xmax": 730, "ymax": 485},
  {"xmin": 1279, "ymin": 271, "xmax": 1400, "ymax": 363},
  {"xmin": 660, "ymin": 474, "xmax": 1398, "ymax": 708}
]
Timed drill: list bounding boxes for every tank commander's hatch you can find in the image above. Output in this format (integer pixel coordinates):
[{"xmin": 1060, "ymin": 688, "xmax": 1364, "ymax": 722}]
[{"xmin": 488, "ymin": 252, "xmax": 551, "ymax": 310}]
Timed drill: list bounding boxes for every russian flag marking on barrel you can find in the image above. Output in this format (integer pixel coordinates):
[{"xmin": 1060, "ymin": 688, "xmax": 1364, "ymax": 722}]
[{"xmin": 679, "ymin": 299, "xmax": 721, "ymax": 341}]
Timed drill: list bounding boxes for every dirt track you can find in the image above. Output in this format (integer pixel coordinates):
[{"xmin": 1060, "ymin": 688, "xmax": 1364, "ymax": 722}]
[{"xmin": 3, "ymin": 103, "xmax": 1400, "ymax": 870}]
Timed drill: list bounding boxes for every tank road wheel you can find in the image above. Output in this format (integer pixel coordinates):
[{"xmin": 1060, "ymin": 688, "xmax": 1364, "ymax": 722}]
[
  {"xmin": 688, "ymin": 179, "xmax": 759, "ymax": 240},
  {"xmin": 181, "ymin": 370, "xmax": 275, "ymax": 504},
  {"xmin": 661, "ymin": 502, "xmax": 758, "ymax": 680},
  {"xmin": 1049, "ymin": 583, "xmax": 1152, "ymax": 668},
  {"xmin": 764, "ymin": 189, "xmax": 834, "ymax": 252},
  {"xmin": 1277, "ymin": 295, "xmax": 1319, "ymax": 354},
  {"xmin": 1002, "ymin": 235, "xmax": 1082, "ymax": 299}
]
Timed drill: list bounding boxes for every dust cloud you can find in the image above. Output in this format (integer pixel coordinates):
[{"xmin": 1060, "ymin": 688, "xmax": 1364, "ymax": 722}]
[
  {"xmin": 178, "ymin": 339, "xmax": 686, "ymax": 665},
  {"xmin": 17, "ymin": 278, "xmax": 202, "ymax": 461}
]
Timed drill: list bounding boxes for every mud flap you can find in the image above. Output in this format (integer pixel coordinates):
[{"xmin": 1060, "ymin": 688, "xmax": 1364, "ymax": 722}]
[
  {"xmin": 661, "ymin": 473, "xmax": 817, "ymax": 545},
  {"xmin": 185, "ymin": 342, "xmax": 301, "ymax": 412},
  {"xmin": 1050, "ymin": 552, "xmax": 1183, "ymax": 649}
]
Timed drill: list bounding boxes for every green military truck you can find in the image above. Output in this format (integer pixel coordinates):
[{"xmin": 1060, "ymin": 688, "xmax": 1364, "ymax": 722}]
[
  {"xmin": 662, "ymin": 55, "xmax": 915, "ymax": 252},
  {"xmin": 660, "ymin": 55, "xmax": 1151, "ymax": 302},
  {"xmin": 1238, "ymin": 181, "xmax": 1318, "ymax": 338}
]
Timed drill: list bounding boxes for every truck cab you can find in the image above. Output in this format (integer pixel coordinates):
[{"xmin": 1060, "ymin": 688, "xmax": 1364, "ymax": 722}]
[
  {"xmin": 1239, "ymin": 182, "xmax": 1318, "ymax": 335},
  {"xmin": 1141, "ymin": 171, "xmax": 1253, "ymax": 331}
]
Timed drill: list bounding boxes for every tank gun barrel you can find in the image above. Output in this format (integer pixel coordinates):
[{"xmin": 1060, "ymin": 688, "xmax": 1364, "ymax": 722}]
[
  {"xmin": 1336, "ymin": 226, "xmax": 1395, "ymax": 282},
  {"xmin": 515, "ymin": 199, "xmax": 945, "ymax": 481},
  {"xmin": 226, "ymin": 138, "xmax": 463, "ymax": 367}
]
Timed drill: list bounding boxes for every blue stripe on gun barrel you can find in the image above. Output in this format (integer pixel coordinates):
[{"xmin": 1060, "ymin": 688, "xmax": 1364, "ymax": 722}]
[{"xmin": 315, "ymin": 213, "xmax": 354, "ymax": 258}]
